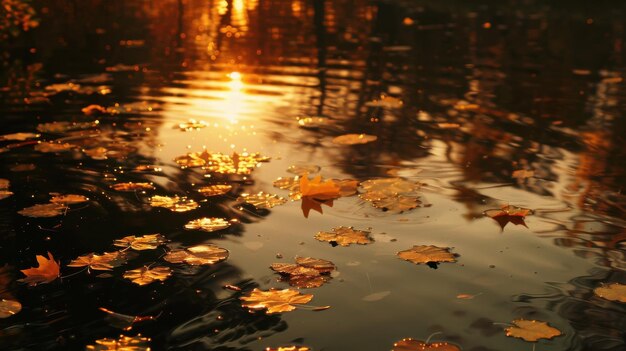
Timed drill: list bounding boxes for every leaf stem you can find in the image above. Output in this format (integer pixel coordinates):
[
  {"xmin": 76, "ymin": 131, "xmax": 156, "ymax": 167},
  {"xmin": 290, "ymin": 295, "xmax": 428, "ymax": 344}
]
[
  {"xmin": 60, "ymin": 267, "xmax": 88, "ymax": 280},
  {"xmin": 425, "ymin": 332, "xmax": 443, "ymax": 344}
]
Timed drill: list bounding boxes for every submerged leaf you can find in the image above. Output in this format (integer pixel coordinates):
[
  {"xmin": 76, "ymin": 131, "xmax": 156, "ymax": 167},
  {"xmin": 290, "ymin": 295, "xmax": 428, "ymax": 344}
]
[
  {"xmin": 164, "ymin": 245, "xmax": 229, "ymax": 265},
  {"xmin": 85, "ymin": 334, "xmax": 151, "ymax": 350},
  {"xmin": 196, "ymin": 184, "xmax": 232, "ymax": 196},
  {"xmin": 19, "ymin": 252, "xmax": 60, "ymax": 286},
  {"xmin": 123, "ymin": 266, "xmax": 172, "ymax": 286},
  {"xmin": 149, "ymin": 195, "xmax": 199, "ymax": 212},
  {"xmin": 332, "ymin": 133, "xmax": 377, "ymax": 145},
  {"xmin": 397, "ymin": 245, "xmax": 457, "ymax": 266},
  {"xmin": 238, "ymin": 192, "xmax": 287, "ymax": 209},
  {"xmin": 184, "ymin": 217, "xmax": 231, "ymax": 232},
  {"xmin": 114, "ymin": 234, "xmax": 167, "ymax": 251},
  {"xmin": 504, "ymin": 319, "xmax": 562, "ymax": 342},
  {"xmin": 593, "ymin": 283, "xmax": 626, "ymax": 303},
  {"xmin": 315, "ymin": 226, "xmax": 373, "ymax": 247},
  {"xmin": 0, "ymin": 299, "xmax": 22, "ymax": 318},
  {"xmin": 240, "ymin": 288, "xmax": 314, "ymax": 314},
  {"xmin": 392, "ymin": 338, "xmax": 461, "ymax": 351},
  {"xmin": 18, "ymin": 203, "xmax": 67, "ymax": 217}
]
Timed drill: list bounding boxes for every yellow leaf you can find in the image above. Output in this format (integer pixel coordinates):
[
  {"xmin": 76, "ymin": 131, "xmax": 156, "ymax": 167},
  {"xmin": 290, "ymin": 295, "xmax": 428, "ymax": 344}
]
[
  {"xmin": 49, "ymin": 194, "xmax": 89, "ymax": 205},
  {"xmin": 240, "ymin": 288, "xmax": 314, "ymax": 314},
  {"xmin": 315, "ymin": 226, "xmax": 373, "ymax": 247},
  {"xmin": 164, "ymin": 245, "xmax": 229, "ymax": 265},
  {"xmin": 196, "ymin": 184, "xmax": 232, "ymax": 196},
  {"xmin": 111, "ymin": 182, "xmax": 155, "ymax": 192},
  {"xmin": 85, "ymin": 334, "xmax": 151, "ymax": 350},
  {"xmin": 123, "ymin": 266, "xmax": 172, "ymax": 286},
  {"xmin": 299, "ymin": 175, "xmax": 341, "ymax": 200},
  {"xmin": 184, "ymin": 217, "xmax": 230, "ymax": 232},
  {"xmin": 238, "ymin": 192, "xmax": 287, "ymax": 209},
  {"xmin": 332, "ymin": 133, "xmax": 377, "ymax": 145},
  {"xmin": 149, "ymin": 195, "xmax": 199, "ymax": 212},
  {"xmin": 397, "ymin": 245, "xmax": 457, "ymax": 265},
  {"xmin": 18, "ymin": 203, "xmax": 67, "ymax": 218},
  {"xmin": 113, "ymin": 234, "xmax": 166, "ymax": 251}
]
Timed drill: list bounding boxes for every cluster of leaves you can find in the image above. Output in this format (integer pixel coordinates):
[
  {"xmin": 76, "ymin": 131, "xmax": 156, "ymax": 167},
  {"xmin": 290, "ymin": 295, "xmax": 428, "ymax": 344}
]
[
  {"xmin": 174, "ymin": 150, "xmax": 269, "ymax": 174},
  {"xmin": 18, "ymin": 193, "xmax": 88, "ymax": 218}
]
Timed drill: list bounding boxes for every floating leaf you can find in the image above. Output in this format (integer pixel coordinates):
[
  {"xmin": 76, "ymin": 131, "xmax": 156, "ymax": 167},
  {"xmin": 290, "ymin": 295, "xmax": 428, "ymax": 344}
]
[
  {"xmin": 82, "ymin": 104, "xmax": 107, "ymax": 115},
  {"xmin": 271, "ymin": 257, "xmax": 336, "ymax": 288},
  {"xmin": 50, "ymin": 194, "xmax": 89, "ymax": 205},
  {"xmin": 362, "ymin": 291, "xmax": 391, "ymax": 302},
  {"xmin": 240, "ymin": 288, "xmax": 314, "ymax": 314},
  {"xmin": 114, "ymin": 234, "xmax": 167, "ymax": 251},
  {"xmin": 19, "ymin": 252, "xmax": 60, "ymax": 286},
  {"xmin": 18, "ymin": 203, "xmax": 67, "ymax": 217},
  {"xmin": 123, "ymin": 266, "xmax": 172, "ymax": 286},
  {"xmin": 484, "ymin": 205, "xmax": 531, "ymax": 230},
  {"xmin": 299, "ymin": 175, "xmax": 341, "ymax": 200},
  {"xmin": 437, "ymin": 123, "xmax": 461, "ymax": 129},
  {"xmin": 273, "ymin": 176, "xmax": 300, "ymax": 192},
  {"xmin": 37, "ymin": 121, "xmax": 96, "ymax": 133},
  {"xmin": 266, "ymin": 347, "xmax": 310, "ymax": 351},
  {"xmin": 111, "ymin": 182, "xmax": 155, "ymax": 192},
  {"xmin": 0, "ymin": 132, "xmax": 40, "ymax": 141},
  {"xmin": 332, "ymin": 133, "xmax": 377, "ymax": 145},
  {"xmin": 177, "ymin": 119, "xmax": 208, "ymax": 131},
  {"xmin": 99, "ymin": 307, "xmax": 157, "ymax": 331},
  {"xmin": 238, "ymin": 192, "xmax": 287, "ymax": 209},
  {"xmin": 315, "ymin": 226, "xmax": 373, "ymax": 247},
  {"xmin": 174, "ymin": 150, "xmax": 269, "ymax": 174},
  {"xmin": 10, "ymin": 163, "xmax": 36, "ymax": 172},
  {"xmin": 85, "ymin": 334, "xmax": 151, "ymax": 350},
  {"xmin": 504, "ymin": 319, "xmax": 562, "ymax": 342},
  {"xmin": 287, "ymin": 165, "xmax": 320, "ymax": 175},
  {"xmin": 184, "ymin": 217, "xmax": 231, "ymax": 232},
  {"xmin": 397, "ymin": 245, "xmax": 457, "ymax": 266},
  {"xmin": 369, "ymin": 195, "xmax": 421, "ymax": 212},
  {"xmin": 164, "ymin": 245, "xmax": 229, "ymax": 265},
  {"xmin": 196, "ymin": 184, "xmax": 232, "ymax": 196},
  {"xmin": 392, "ymin": 338, "xmax": 461, "ymax": 351},
  {"xmin": 68, "ymin": 251, "xmax": 129, "ymax": 271},
  {"xmin": 593, "ymin": 283, "xmax": 626, "ymax": 303},
  {"xmin": 34, "ymin": 141, "xmax": 75, "ymax": 153},
  {"xmin": 0, "ymin": 299, "xmax": 22, "ymax": 318},
  {"xmin": 365, "ymin": 95, "xmax": 403, "ymax": 108},
  {"xmin": 149, "ymin": 195, "xmax": 199, "ymax": 212},
  {"xmin": 359, "ymin": 178, "xmax": 421, "ymax": 212}
]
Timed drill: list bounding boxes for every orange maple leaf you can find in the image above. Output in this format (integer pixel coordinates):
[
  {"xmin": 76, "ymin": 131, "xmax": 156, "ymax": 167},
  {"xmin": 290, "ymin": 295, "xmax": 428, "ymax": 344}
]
[
  {"xmin": 299, "ymin": 174, "xmax": 340, "ymax": 201},
  {"xmin": 19, "ymin": 252, "xmax": 60, "ymax": 286}
]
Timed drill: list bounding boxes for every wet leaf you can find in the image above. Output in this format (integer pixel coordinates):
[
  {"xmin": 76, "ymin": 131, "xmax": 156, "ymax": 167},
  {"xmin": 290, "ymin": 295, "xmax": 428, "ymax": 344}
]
[
  {"xmin": 240, "ymin": 288, "xmax": 314, "ymax": 314},
  {"xmin": 369, "ymin": 195, "xmax": 421, "ymax": 212},
  {"xmin": 397, "ymin": 245, "xmax": 457, "ymax": 265},
  {"xmin": 177, "ymin": 119, "xmax": 208, "ymax": 131},
  {"xmin": 0, "ymin": 299, "xmax": 22, "ymax": 318},
  {"xmin": 484, "ymin": 205, "xmax": 531, "ymax": 230},
  {"xmin": 37, "ymin": 121, "xmax": 96, "ymax": 133},
  {"xmin": 99, "ymin": 307, "xmax": 157, "ymax": 331},
  {"xmin": 149, "ymin": 195, "xmax": 199, "ymax": 212},
  {"xmin": 359, "ymin": 178, "xmax": 421, "ymax": 212},
  {"xmin": 593, "ymin": 283, "xmax": 626, "ymax": 302},
  {"xmin": 19, "ymin": 252, "xmax": 60, "ymax": 286},
  {"xmin": 68, "ymin": 251, "xmax": 129, "ymax": 271},
  {"xmin": 34, "ymin": 141, "xmax": 75, "ymax": 153},
  {"xmin": 287, "ymin": 165, "xmax": 320, "ymax": 175},
  {"xmin": 392, "ymin": 338, "xmax": 461, "ymax": 351},
  {"xmin": 315, "ymin": 226, "xmax": 373, "ymax": 246},
  {"xmin": 184, "ymin": 217, "xmax": 231, "ymax": 232},
  {"xmin": 437, "ymin": 123, "xmax": 461, "ymax": 129},
  {"xmin": 271, "ymin": 257, "xmax": 336, "ymax": 288},
  {"xmin": 174, "ymin": 150, "xmax": 269, "ymax": 174},
  {"xmin": 299, "ymin": 175, "xmax": 341, "ymax": 200},
  {"xmin": 504, "ymin": 319, "xmax": 562, "ymax": 342},
  {"xmin": 332, "ymin": 133, "xmax": 377, "ymax": 145},
  {"xmin": 0, "ymin": 132, "xmax": 40, "ymax": 141},
  {"xmin": 50, "ymin": 194, "xmax": 89, "ymax": 205},
  {"xmin": 238, "ymin": 192, "xmax": 287, "ymax": 209},
  {"xmin": 84, "ymin": 147, "xmax": 109, "ymax": 160},
  {"xmin": 114, "ymin": 234, "xmax": 167, "ymax": 251},
  {"xmin": 85, "ymin": 334, "xmax": 151, "ymax": 350},
  {"xmin": 365, "ymin": 96, "xmax": 403, "ymax": 108},
  {"xmin": 273, "ymin": 176, "xmax": 300, "ymax": 192},
  {"xmin": 123, "ymin": 266, "xmax": 172, "ymax": 286},
  {"xmin": 266, "ymin": 347, "xmax": 310, "ymax": 351},
  {"xmin": 111, "ymin": 182, "xmax": 155, "ymax": 192},
  {"xmin": 18, "ymin": 203, "xmax": 67, "ymax": 217},
  {"xmin": 196, "ymin": 184, "xmax": 232, "ymax": 196},
  {"xmin": 164, "ymin": 245, "xmax": 229, "ymax": 265}
]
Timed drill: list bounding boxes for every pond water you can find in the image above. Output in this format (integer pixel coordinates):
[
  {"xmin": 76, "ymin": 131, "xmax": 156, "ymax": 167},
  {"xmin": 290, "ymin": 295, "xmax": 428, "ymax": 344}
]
[{"xmin": 1, "ymin": 1, "xmax": 625, "ymax": 350}]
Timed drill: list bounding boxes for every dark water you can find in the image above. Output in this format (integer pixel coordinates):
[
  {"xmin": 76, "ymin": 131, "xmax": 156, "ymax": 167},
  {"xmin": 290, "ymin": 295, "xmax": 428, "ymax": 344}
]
[{"xmin": 1, "ymin": 1, "xmax": 625, "ymax": 350}]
